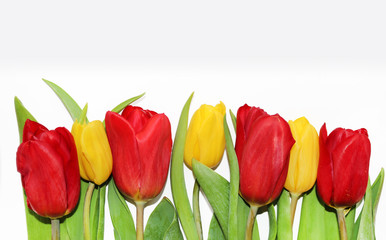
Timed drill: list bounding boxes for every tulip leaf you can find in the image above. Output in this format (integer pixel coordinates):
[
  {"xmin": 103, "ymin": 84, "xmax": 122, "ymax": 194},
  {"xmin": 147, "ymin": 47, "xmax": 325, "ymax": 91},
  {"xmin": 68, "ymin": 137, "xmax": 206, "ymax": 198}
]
[
  {"xmin": 277, "ymin": 189, "xmax": 292, "ymax": 240},
  {"xmin": 170, "ymin": 92, "xmax": 200, "ymax": 240},
  {"xmin": 208, "ymin": 215, "xmax": 226, "ymax": 240},
  {"xmin": 223, "ymin": 116, "xmax": 239, "ymax": 240},
  {"xmin": 90, "ymin": 185, "xmax": 107, "ymax": 240},
  {"xmin": 192, "ymin": 159, "xmax": 260, "ymax": 240},
  {"xmin": 110, "ymin": 92, "xmax": 146, "ymax": 113},
  {"xmin": 144, "ymin": 197, "xmax": 183, "ymax": 240},
  {"xmin": 43, "ymin": 79, "xmax": 84, "ymax": 122},
  {"xmin": 108, "ymin": 179, "xmax": 136, "ymax": 240},
  {"xmin": 371, "ymin": 168, "xmax": 384, "ymax": 222},
  {"xmin": 298, "ymin": 186, "xmax": 339, "ymax": 240},
  {"xmin": 351, "ymin": 170, "xmax": 383, "ymax": 240},
  {"xmin": 229, "ymin": 109, "xmax": 237, "ymax": 132},
  {"xmin": 15, "ymin": 97, "xmax": 52, "ymax": 240},
  {"xmin": 267, "ymin": 204, "xmax": 277, "ymax": 240}
]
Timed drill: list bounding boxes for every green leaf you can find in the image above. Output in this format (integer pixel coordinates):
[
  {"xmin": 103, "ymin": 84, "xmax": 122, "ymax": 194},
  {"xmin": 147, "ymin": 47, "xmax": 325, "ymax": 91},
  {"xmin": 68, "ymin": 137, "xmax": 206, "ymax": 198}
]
[
  {"xmin": 208, "ymin": 215, "xmax": 226, "ymax": 240},
  {"xmin": 107, "ymin": 179, "xmax": 136, "ymax": 240},
  {"xmin": 43, "ymin": 79, "xmax": 83, "ymax": 122},
  {"xmin": 229, "ymin": 109, "xmax": 237, "ymax": 133},
  {"xmin": 90, "ymin": 185, "xmax": 107, "ymax": 240},
  {"xmin": 276, "ymin": 189, "xmax": 292, "ymax": 240},
  {"xmin": 223, "ymin": 116, "xmax": 239, "ymax": 240},
  {"xmin": 371, "ymin": 168, "xmax": 384, "ymax": 222},
  {"xmin": 110, "ymin": 92, "xmax": 145, "ymax": 113},
  {"xmin": 144, "ymin": 197, "xmax": 183, "ymax": 240},
  {"xmin": 267, "ymin": 204, "xmax": 277, "ymax": 240},
  {"xmin": 192, "ymin": 159, "xmax": 259, "ymax": 240},
  {"xmin": 170, "ymin": 93, "xmax": 199, "ymax": 240},
  {"xmin": 355, "ymin": 180, "xmax": 375, "ymax": 240},
  {"xmin": 15, "ymin": 97, "xmax": 52, "ymax": 240},
  {"xmin": 298, "ymin": 186, "xmax": 340, "ymax": 240}
]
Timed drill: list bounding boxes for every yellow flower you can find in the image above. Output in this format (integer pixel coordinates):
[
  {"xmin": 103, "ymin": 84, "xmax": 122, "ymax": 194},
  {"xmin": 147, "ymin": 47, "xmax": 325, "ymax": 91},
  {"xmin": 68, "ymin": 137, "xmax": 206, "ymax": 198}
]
[
  {"xmin": 284, "ymin": 117, "xmax": 319, "ymax": 195},
  {"xmin": 184, "ymin": 102, "xmax": 226, "ymax": 169},
  {"xmin": 71, "ymin": 120, "xmax": 113, "ymax": 185}
]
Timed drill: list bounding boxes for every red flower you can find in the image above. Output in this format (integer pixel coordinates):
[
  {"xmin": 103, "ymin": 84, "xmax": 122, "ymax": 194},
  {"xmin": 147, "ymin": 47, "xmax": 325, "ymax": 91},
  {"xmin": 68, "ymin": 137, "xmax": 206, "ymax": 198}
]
[
  {"xmin": 105, "ymin": 106, "xmax": 172, "ymax": 202},
  {"xmin": 16, "ymin": 120, "xmax": 80, "ymax": 219},
  {"xmin": 235, "ymin": 104, "xmax": 295, "ymax": 206},
  {"xmin": 317, "ymin": 123, "xmax": 371, "ymax": 208}
]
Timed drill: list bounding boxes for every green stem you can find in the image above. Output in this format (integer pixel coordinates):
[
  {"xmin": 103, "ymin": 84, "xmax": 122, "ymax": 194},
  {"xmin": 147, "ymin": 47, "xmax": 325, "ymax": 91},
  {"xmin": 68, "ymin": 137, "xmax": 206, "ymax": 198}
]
[
  {"xmin": 193, "ymin": 180, "xmax": 203, "ymax": 240},
  {"xmin": 84, "ymin": 182, "xmax": 95, "ymax": 240},
  {"xmin": 290, "ymin": 193, "xmax": 300, "ymax": 227},
  {"xmin": 135, "ymin": 201, "xmax": 146, "ymax": 240},
  {"xmin": 51, "ymin": 218, "xmax": 60, "ymax": 240},
  {"xmin": 245, "ymin": 205, "xmax": 259, "ymax": 240},
  {"xmin": 336, "ymin": 207, "xmax": 348, "ymax": 240}
]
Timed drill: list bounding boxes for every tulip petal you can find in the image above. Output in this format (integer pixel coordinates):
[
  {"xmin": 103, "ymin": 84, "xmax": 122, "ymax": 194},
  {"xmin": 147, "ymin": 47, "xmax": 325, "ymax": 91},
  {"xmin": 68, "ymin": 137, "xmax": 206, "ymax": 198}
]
[
  {"xmin": 136, "ymin": 114, "xmax": 172, "ymax": 200},
  {"xmin": 81, "ymin": 121, "xmax": 113, "ymax": 185},
  {"xmin": 332, "ymin": 134, "xmax": 371, "ymax": 207},
  {"xmin": 23, "ymin": 119, "xmax": 48, "ymax": 142},
  {"xmin": 17, "ymin": 141, "xmax": 68, "ymax": 218},
  {"xmin": 106, "ymin": 111, "xmax": 141, "ymax": 199},
  {"xmin": 240, "ymin": 115, "xmax": 294, "ymax": 205},
  {"xmin": 316, "ymin": 123, "xmax": 333, "ymax": 206}
]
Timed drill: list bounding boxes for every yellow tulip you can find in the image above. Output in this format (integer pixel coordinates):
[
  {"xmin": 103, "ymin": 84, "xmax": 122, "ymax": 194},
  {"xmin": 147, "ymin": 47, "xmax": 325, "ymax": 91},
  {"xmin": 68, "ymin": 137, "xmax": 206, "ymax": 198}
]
[
  {"xmin": 184, "ymin": 102, "xmax": 226, "ymax": 169},
  {"xmin": 284, "ymin": 117, "xmax": 319, "ymax": 195},
  {"xmin": 71, "ymin": 120, "xmax": 113, "ymax": 185}
]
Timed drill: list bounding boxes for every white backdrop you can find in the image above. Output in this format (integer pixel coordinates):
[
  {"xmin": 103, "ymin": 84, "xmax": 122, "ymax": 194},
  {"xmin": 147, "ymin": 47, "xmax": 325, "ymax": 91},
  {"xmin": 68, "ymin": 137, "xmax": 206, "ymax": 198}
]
[{"xmin": 1, "ymin": 1, "xmax": 386, "ymax": 239}]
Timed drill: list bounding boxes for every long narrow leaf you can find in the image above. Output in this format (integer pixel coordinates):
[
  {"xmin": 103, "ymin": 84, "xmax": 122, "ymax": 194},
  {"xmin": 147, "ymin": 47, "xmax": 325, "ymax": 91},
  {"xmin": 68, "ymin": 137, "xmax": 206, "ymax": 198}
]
[
  {"xmin": 43, "ymin": 79, "xmax": 83, "ymax": 122},
  {"xmin": 170, "ymin": 93, "xmax": 199, "ymax": 240},
  {"xmin": 223, "ymin": 116, "xmax": 239, "ymax": 240},
  {"xmin": 107, "ymin": 179, "xmax": 136, "ymax": 240},
  {"xmin": 277, "ymin": 189, "xmax": 292, "ymax": 240},
  {"xmin": 208, "ymin": 215, "xmax": 226, "ymax": 240},
  {"xmin": 267, "ymin": 204, "xmax": 277, "ymax": 240}
]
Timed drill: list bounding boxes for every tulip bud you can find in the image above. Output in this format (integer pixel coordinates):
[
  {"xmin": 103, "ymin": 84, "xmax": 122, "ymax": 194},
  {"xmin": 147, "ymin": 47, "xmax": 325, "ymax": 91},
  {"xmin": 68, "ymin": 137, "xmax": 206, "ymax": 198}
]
[
  {"xmin": 16, "ymin": 120, "xmax": 80, "ymax": 219},
  {"xmin": 71, "ymin": 120, "xmax": 113, "ymax": 185},
  {"xmin": 284, "ymin": 117, "xmax": 319, "ymax": 195},
  {"xmin": 235, "ymin": 104, "xmax": 295, "ymax": 207},
  {"xmin": 317, "ymin": 123, "xmax": 371, "ymax": 208},
  {"xmin": 184, "ymin": 102, "xmax": 226, "ymax": 169},
  {"xmin": 105, "ymin": 106, "xmax": 173, "ymax": 202}
]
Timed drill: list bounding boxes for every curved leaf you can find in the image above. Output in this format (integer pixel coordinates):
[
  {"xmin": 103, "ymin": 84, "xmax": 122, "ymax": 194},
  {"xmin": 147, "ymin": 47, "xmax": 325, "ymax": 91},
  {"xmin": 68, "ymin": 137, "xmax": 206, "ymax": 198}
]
[
  {"xmin": 144, "ymin": 197, "xmax": 183, "ymax": 240},
  {"xmin": 107, "ymin": 179, "xmax": 136, "ymax": 240},
  {"xmin": 268, "ymin": 204, "xmax": 277, "ymax": 240},
  {"xmin": 224, "ymin": 116, "xmax": 239, "ymax": 240},
  {"xmin": 208, "ymin": 215, "xmax": 225, "ymax": 240},
  {"xmin": 170, "ymin": 93, "xmax": 199, "ymax": 240}
]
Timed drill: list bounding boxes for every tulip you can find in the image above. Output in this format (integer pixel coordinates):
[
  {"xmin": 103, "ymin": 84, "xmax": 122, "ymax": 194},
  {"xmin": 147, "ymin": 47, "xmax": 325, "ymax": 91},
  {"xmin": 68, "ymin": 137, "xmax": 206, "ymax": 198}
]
[
  {"xmin": 184, "ymin": 101, "xmax": 226, "ymax": 169},
  {"xmin": 316, "ymin": 123, "xmax": 370, "ymax": 240},
  {"xmin": 183, "ymin": 101, "xmax": 226, "ymax": 239},
  {"xmin": 71, "ymin": 120, "xmax": 113, "ymax": 185},
  {"xmin": 284, "ymin": 117, "xmax": 319, "ymax": 226},
  {"xmin": 235, "ymin": 104, "xmax": 295, "ymax": 240},
  {"xmin": 16, "ymin": 119, "xmax": 80, "ymax": 239},
  {"xmin": 71, "ymin": 119, "xmax": 113, "ymax": 240},
  {"xmin": 105, "ymin": 105, "xmax": 172, "ymax": 240}
]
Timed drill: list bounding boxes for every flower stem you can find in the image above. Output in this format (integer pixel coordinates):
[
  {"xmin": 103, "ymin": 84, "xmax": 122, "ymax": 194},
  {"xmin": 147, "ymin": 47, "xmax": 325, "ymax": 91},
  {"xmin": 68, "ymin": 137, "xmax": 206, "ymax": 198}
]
[
  {"xmin": 336, "ymin": 208, "xmax": 348, "ymax": 240},
  {"xmin": 193, "ymin": 179, "xmax": 203, "ymax": 240},
  {"xmin": 51, "ymin": 219, "xmax": 60, "ymax": 240},
  {"xmin": 245, "ymin": 205, "xmax": 259, "ymax": 240},
  {"xmin": 84, "ymin": 182, "xmax": 95, "ymax": 240},
  {"xmin": 135, "ymin": 201, "xmax": 146, "ymax": 240},
  {"xmin": 290, "ymin": 193, "xmax": 300, "ymax": 227}
]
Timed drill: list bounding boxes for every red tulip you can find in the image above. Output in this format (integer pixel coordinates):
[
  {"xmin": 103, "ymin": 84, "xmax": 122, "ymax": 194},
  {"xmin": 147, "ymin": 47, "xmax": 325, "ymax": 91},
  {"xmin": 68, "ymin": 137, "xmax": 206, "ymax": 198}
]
[
  {"xmin": 317, "ymin": 123, "xmax": 371, "ymax": 208},
  {"xmin": 16, "ymin": 119, "xmax": 80, "ymax": 219},
  {"xmin": 235, "ymin": 104, "xmax": 295, "ymax": 206},
  {"xmin": 105, "ymin": 106, "xmax": 172, "ymax": 202}
]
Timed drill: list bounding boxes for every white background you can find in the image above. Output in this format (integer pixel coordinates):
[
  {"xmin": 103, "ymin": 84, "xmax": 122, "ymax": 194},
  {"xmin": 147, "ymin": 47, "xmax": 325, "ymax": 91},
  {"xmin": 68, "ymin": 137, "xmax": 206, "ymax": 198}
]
[{"xmin": 1, "ymin": 1, "xmax": 385, "ymax": 239}]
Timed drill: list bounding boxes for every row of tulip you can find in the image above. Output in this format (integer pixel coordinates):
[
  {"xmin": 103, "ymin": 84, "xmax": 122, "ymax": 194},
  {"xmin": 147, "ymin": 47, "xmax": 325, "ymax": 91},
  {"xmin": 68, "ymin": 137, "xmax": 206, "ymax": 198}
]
[{"xmin": 15, "ymin": 80, "xmax": 383, "ymax": 240}]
